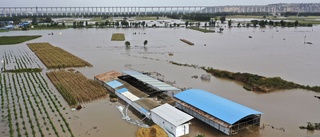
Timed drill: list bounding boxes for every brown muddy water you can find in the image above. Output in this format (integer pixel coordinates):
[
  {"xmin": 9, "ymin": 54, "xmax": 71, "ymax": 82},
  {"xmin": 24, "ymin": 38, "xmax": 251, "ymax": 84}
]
[{"xmin": 1, "ymin": 26, "xmax": 320, "ymax": 137}]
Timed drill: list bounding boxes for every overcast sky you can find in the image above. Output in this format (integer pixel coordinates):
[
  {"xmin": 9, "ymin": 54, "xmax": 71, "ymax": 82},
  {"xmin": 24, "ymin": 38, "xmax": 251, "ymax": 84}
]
[{"xmin": 1, "ymin": 0, "xmax": 319, "ymax": 7}]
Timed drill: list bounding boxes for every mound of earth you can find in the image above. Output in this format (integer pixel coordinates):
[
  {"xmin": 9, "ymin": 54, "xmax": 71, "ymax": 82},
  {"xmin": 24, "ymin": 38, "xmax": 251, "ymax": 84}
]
[{"xmin": 136, "ymin": 125, "xmax": 168, "ymax": 137}]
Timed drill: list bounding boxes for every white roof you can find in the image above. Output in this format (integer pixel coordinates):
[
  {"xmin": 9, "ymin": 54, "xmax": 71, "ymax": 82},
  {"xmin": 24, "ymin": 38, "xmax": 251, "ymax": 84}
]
[
  {"xmin": 151, "ymin": 103, "xmax": 193, "ymax": 126},
  {"xmin": 122, "ymin": 91, "xmax": 140, "ymax": 101}
]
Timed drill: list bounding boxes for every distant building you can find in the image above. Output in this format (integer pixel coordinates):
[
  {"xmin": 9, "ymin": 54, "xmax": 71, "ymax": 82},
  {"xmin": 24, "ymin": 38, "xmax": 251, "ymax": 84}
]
[{"xmin": 174, "ymin": 89, "xmax": 262, "ymax": 135}]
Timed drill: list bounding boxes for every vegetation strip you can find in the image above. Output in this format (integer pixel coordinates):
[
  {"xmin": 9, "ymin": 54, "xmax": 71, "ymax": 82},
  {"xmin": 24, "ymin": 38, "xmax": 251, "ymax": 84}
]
[
  {"xmin": 180, "ymin": 39, "xmax": 194, "ymax": 45},
  {"xmin": 27, "ymin": 42, "xmax": 92, "ymax": 68},
  {"xmin": 2, "ymin": 68, "xmax": 42, "ymax": 73},
  {"xmin": 300, "ymin": 122, "xmax": 320, "ymax": 130},
  {"xmin": 0, "ymin": 35, "xmax": 41, "ymax": 45},
  {"xmin": 187, "ymin": 27, "xmax": 215, "ymax": 33},
  {"xmin": 111, "ymin": 33, "xmax": 125, "ymax": 41},
  {"xmin": 169, "ymin": 61, "xmax": 320, "ymax": 93},
  {"xmin": 47, "ymin": 70, "xmax": 107, "ymax": 106}
]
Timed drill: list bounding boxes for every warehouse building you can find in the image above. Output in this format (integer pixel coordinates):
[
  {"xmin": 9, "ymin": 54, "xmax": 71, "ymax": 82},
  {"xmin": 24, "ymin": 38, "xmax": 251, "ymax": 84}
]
[{"xmin": 174, "ymin": 89, "xmax": 262, "ymax": 135}]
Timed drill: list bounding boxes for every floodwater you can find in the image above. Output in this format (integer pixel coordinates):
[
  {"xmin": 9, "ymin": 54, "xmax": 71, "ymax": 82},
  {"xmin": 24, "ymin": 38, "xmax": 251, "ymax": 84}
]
[{"xmin": 1, "ymin": 25, "xmax": 320, "ymax": 137}]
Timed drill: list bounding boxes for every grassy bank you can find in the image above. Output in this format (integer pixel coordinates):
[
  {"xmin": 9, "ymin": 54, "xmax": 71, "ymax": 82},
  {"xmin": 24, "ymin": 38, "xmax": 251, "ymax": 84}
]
[
  {"xmin": 0, "ymin": 29, "xmax": 9, "ymax": 32},
  {"xmin": 187, "ymin": 27, "xmax": 215, "ymax": 33},
  {"xmin": 0, "ymin": 35, "xmax": 41, "ymax": 45},
  {"xmin": 111, "ymin": 33, "xmax": 125, "ymax": 41},
  {"xmin": 170, "ymin": 61, "xmax": 320, "ymax": 93}
]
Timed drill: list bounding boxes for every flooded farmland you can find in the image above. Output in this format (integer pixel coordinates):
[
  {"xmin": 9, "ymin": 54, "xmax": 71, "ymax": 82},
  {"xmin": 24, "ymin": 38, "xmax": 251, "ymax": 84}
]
[{"xmin": 1, "ymin": 25, "xmax": 320, "ymax": 137}]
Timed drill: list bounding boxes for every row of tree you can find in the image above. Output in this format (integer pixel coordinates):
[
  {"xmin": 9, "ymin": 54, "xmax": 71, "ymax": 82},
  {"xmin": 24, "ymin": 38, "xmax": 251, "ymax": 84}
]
[{"xmin": 72, "ymin": 20, "xmax": 148, "ymax": 28}]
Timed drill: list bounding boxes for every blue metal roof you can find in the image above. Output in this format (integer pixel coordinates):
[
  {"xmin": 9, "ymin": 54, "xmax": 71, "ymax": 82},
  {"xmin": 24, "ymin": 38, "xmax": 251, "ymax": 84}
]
[
  {"xmin": 116, "ymin": 88, "xmax": 128, "ymax": 94},
  {"xmin": 106, "ymin": 80, "xmax": 123, "ymax": 89},
  {"xmin": 174, "ymin": 89, "xmax": 262, "ymax": 125}
]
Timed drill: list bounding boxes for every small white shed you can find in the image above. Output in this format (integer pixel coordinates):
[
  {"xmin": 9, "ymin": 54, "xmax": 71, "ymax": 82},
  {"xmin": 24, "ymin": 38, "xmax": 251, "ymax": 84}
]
[{"xmin": 151, "ymin": 103, "xmax": 193, "ymax": 137}]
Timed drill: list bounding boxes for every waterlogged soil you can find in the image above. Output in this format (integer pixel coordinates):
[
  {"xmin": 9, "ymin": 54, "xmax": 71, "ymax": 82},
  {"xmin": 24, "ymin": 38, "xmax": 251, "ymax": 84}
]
[{"xmin": 1, "ymin": 25, "xmax": 320, "ymax": 137}]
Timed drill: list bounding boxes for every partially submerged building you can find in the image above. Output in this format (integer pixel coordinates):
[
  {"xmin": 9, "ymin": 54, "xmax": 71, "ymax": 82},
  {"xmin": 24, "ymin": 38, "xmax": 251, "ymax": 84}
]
[
  {"xmin": 120, "ymin": 70, "xmax": 181, "ymax": 97},
  {"xmin": 174, "ymin": 89, "xmax": 262, "ymax": 135},
  {"xmin": 151, "ymin": 103, "xmax": 193, "ymax": 137},
  {"xmin": 94, "ymin": 70, "xmax": 122, "ymax": 86}
]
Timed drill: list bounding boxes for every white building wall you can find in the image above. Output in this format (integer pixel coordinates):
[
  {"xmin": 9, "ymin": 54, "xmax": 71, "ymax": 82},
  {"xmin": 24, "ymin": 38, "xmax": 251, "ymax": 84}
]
[
  {"xmin": 151, "ymin": 112, "xmax": 177, "ymax": 136},
  {"xmin": 176, "ymin": 123, "xmax": 190, "ymax": 137}
]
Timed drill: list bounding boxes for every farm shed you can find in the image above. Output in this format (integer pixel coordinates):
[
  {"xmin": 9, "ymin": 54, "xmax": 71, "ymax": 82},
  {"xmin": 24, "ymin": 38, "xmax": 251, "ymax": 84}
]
[
  {"xmin": 131, "ymin": 98, "xmax": 160, "ymax": 118},
  {"xmin": 115, "ymin": 88, "xmax": 140, "ymax": 104},
  {"xmin": 105, "ymin": 80, "xmax": 123, "ymax": 92},
  {"xmin": 151, "ymin": 103, "xmax": 193, "ymax": 137},
  {"xmin": 174, "ymin": 89, "xmax": 262, "ymax": 135},
  {"xmin": 94, "ymin": 70, "xmax": 122, "ymax": 84},
  {"xmin": 121, "ymin": 70, "xmax": 181, "ymax": 97}
]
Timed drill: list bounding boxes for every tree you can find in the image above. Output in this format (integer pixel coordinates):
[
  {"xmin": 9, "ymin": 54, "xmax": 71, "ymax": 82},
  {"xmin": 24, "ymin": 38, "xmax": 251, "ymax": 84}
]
[
  {"xmin": 228, "ymin": 19, "xmax": 232, "ymax": 27},
  {"xmin": 125, "ymin": 41, "xmax": 130, "ymax": 48},
  {"xmin": 143, "ymin": 40, "xmax": 148, "ymax": 47},
  {"xmin": 294, "ymin": 20, "xmax": 299, "ymax": 27},
  {"xmin": 73, "ymin": 21, "xmax": 77, "ymax": 28},
  {"xmin": 32, "ymin": 17, "xmax": 38, "ymax": 25},
  {"xmin": 220, "ymin": 16, "xmax": 226, "ymax": 24},
  {"xmin": 95, "ymin": 22, "xmax": 99, "ymax": 27},
  {"xmin": 105, "ymin": 20, "xmax": 109, "ymax": 26},
  {"xmin": 115, "ymin": 21, "xmax": 120, "ymax": 27},
  {"xmin": 141, "ymin": 21, "xmax": 146, "ymax": 27},
  {"xmin": 44, "ymin": 16, "xmax": 52, "ymax": 23},
  {"xmin": 251, "ymin": 20, "xmax": 258, "ymax": 27},
  {"xmin": 185, "ymin": 21, "xmax": 189, "ymax": 27},
  {"xmin": 121, "ymin": 20, "xmax": 129, "ymax": 27},
  {"xmin": 280, "ymin": 20, "xmax": 286, "ymax": 27}
]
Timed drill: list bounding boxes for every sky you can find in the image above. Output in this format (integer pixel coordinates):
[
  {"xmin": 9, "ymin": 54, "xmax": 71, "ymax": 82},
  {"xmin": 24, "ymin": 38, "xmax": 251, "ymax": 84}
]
[{"xmin": 1, "ymin": 0, "xmax": 319, "ymax": 7}]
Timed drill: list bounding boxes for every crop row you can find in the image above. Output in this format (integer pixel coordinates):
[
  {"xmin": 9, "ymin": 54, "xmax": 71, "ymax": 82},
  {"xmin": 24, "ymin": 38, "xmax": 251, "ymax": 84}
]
[
  {"xmin": 1, "ymin": 49, "xmax": 41, "ymax": 71},
  {"xmin": 47, "ymin": 70, "xmax": 107, "ymax": 106},
  {"xmin": 0, "ymin": 72, "xmax": 74, "ymax": 137},
  {"xmin": 27, "ymin": 42, "xmax": 92, "ymax": 69}
]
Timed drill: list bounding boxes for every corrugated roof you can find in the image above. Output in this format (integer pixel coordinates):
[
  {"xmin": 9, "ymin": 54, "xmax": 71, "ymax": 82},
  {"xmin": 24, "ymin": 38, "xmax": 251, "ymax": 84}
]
[
  {"xmin": 122, "ymin": 92, "xmax": 140, "ymax": 101},
  {"xmin": 116, "ymin": 88, "xmax": 128, "ymax": 94},
  {"xmin": 106, "ymin": 80, "xmax": 123, "ymax": 89},
  {"xmin": 151, "ymin": 103, "xmax": 193, "ymax": 126},
  {"xmin": 122, "ymin": 70, "xmax": 180, "ymax": 91},
  {"xmin": 174, "ymin": 89, "xmax": 262, "ymax": 125}
]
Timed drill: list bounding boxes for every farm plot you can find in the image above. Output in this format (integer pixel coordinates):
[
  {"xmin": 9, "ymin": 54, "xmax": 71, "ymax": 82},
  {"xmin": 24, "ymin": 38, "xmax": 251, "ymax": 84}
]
[
  {"xmin": 0, "ymin": 35, "xmax": 41, "ymax": 45},
  {"xmin": 0, "ymin": 72, "xmax": 74, "ymax": 137},
  {"xmin": 27, "ymin": 42, "xmax": 92, "ymax": 69},
  {"xmin": 111, "ymin": 33, "xmax": 125, "ymax": 41},
  {"xmin": 47, "ymin": 70, "xmax": 107, "ymax": 106},
  {"xmin": 1, "ymin": 49, "xmax": 42, "ymax": 72}
]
